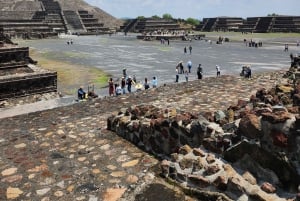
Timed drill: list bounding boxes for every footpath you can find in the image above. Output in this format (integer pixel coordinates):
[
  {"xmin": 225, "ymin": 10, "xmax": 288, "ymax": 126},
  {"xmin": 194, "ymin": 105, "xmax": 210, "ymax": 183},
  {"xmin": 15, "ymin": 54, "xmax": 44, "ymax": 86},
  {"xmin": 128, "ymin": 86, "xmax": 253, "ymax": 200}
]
[{"xmin": 0, "ymin": 71, "xmax": 286, "ymax": 201}]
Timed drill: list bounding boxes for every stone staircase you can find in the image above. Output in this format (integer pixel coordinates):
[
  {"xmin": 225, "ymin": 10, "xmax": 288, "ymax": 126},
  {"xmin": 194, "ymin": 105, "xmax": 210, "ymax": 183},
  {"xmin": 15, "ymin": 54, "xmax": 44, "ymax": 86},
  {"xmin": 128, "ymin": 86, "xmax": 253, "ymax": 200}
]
[{"xmin": 62, "ymin": 10, "xmax": 85, "ymax": 33}]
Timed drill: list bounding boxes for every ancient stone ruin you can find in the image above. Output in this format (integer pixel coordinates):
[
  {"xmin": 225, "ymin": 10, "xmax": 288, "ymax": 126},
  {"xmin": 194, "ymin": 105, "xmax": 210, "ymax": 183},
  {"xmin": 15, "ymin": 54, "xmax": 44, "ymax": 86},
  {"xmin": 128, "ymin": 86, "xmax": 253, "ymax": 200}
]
[
  {"xmin": 0, "ymin": 32, "xmax": 57, "ymax": 101},
  {"xmin": 0, "ymin": 0, "xmax": 120, "ymax": 38},
  {"xmin": 196, "ymin": 16, "xmax": 300, "ymax": 33},
  {"xmin": 107, "ymin": 74, "xmax": 300, "ymax": 200}
]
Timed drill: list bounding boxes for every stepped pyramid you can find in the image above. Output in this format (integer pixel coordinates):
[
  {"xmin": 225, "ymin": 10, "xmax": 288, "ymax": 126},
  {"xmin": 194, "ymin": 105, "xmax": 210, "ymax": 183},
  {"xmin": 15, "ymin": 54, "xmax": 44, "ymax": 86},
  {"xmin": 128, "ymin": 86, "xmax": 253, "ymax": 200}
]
[{"xmin": 0, "ymin": 0, "xmax": 123, "ymax": 37}]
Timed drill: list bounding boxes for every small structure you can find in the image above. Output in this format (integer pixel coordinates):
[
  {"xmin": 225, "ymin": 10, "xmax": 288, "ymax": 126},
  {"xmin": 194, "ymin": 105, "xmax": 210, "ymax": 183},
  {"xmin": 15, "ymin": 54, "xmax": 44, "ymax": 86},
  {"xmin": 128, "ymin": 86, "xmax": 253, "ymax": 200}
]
[{"xmin": 0, "ymin": 32, "xmax": 57, "ymax": 101}]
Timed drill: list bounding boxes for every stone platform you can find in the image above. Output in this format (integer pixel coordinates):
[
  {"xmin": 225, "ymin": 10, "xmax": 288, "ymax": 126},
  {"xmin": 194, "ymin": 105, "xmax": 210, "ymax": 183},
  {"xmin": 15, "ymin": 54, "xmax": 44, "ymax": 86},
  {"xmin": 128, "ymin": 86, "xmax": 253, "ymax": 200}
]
[{"xmin": 0, "ymin": 71, "xmax": 289, "ymax": 200}]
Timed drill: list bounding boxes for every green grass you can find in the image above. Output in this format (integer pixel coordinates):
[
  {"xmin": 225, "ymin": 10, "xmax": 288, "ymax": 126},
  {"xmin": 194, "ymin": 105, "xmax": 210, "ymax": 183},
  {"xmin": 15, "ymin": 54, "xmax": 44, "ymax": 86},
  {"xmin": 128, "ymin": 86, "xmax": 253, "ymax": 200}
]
[{"xmin": 29, "ymin": 49, "xmax": 109, "ymax": 94}]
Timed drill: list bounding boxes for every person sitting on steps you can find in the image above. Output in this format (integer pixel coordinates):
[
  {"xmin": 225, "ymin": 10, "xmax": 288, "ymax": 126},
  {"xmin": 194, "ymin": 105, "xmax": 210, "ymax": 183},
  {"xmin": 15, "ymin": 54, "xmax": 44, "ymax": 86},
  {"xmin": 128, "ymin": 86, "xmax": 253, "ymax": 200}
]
[{"xmin": 78, "ymin": 86, "xmax": 86, "ymax": 100}]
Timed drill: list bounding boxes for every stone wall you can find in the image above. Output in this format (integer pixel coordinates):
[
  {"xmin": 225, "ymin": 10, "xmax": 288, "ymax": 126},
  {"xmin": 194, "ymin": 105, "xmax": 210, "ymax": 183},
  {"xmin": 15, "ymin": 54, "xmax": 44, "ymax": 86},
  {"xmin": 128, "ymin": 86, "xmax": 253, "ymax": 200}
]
[
  {"xmin": 107, "ymin": 80, "xmax": 300, "ymax": 200},
  {"xmin": 107, "ymin": 105, "xmax": 224, "ymax": 156},
  {"xmin": 0, "ymin": 34, "xmax": 57, "ymax": 100},
  {"xmin": 0, "ymin": 72, "xmax": 57, "ymax": 101}
]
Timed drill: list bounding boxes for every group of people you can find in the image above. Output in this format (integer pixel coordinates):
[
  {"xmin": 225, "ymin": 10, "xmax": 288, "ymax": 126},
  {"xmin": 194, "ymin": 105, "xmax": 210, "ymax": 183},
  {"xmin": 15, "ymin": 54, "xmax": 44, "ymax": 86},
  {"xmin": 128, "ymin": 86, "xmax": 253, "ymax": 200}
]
[
  {"xmin": 108, "ymin": 70, "xmax": 158, "ymax": 96},
  {"xmin": 184, "ymin": 45, "xmax": 193, "ymax": 54},
  {"xmin": 175, "ymin": 60, "xmax": 195, "ymax": 82},
  {"xmin": 175, "ymin": 59, "xmax": 223, "ymax": 82},
  {"xmin": 240, "ymin": 65, "xmax": 252, "ymax": 78},
  {"xmin": 66, "ymin": 39, "xmax": 74, "ymax": 45}
]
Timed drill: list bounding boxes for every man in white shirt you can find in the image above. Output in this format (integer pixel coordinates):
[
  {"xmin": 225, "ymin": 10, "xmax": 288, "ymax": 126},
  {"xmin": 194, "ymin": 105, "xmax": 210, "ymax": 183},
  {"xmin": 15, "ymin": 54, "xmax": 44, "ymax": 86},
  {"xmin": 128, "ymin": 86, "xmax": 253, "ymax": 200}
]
[{"xmin": 216, "ymin": 65, "xmax": 221, "ymax": 77}]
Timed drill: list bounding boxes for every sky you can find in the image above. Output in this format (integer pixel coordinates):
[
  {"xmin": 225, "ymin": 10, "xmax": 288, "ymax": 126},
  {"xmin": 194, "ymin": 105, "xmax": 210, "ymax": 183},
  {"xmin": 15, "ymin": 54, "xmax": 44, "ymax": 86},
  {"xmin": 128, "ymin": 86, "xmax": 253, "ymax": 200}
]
[{"xmin": 85, "ymin": 0, "xmax": 300, "ymax": 20}]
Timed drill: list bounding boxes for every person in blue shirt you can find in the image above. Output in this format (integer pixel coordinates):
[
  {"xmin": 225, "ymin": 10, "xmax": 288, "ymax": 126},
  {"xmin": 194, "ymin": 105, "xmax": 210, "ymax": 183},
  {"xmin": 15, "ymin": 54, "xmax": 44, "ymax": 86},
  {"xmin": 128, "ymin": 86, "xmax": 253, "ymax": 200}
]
[
  {"xmin": 77, "ymin": 86, "xmax": 86, "ymax": 100},
  {"xmin": 187, "ymin": 60, "xmax": 192, "ymax": 73},
  {"xmin": 151, "ymin": 76, "xmax": 157, "ymax": 88}
]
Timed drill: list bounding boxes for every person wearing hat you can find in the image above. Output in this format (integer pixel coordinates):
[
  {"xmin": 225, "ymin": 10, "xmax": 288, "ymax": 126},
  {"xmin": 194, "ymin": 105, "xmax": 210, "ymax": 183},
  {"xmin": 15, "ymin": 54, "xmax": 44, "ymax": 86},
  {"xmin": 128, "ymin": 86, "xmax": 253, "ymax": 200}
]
[
  {"xmin": 126, "ymin": 76, "xmax": 135, "ymax": 93},
  {"xmin": 197, "ymin": 64, "xmax": 203, "ymax": 79}
]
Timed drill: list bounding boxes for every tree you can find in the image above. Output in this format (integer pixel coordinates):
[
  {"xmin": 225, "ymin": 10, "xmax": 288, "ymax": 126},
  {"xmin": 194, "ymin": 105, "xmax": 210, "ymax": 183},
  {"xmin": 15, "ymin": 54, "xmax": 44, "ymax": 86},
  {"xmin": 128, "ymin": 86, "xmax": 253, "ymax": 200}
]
[
  {"xmin": 162, "ymin": 13, "xmax": 173, "ymax": 19},
  {"xmin": 186, "ymin": 18, "xmax": 200, "ymax": 26},
  {"xmin": 137, "ymin": 16, "xmax": 145, "ymax": 19},
  {"xmin": 267, "ymin": 13, "xmax": 279, "ymax": 16},
  {"xmin": 151, "ymin": 15, "xmax": 160, "ymax": 19}
]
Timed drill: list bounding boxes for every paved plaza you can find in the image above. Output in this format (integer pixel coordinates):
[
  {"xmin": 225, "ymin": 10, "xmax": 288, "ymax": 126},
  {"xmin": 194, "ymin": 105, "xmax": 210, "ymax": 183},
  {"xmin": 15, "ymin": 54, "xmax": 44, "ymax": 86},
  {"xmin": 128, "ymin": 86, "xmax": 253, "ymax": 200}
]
[{"xmin": 23, "ymin": 34, "xmax": 296, "ymax": 91}]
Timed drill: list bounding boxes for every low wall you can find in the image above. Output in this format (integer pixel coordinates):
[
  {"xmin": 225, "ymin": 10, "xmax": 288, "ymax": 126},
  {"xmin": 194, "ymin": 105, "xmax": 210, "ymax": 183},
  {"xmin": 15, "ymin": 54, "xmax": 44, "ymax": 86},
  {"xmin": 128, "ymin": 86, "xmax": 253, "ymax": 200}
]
[
  {"xmin": 0, "ymin": 72, "xmax": 57, "ymax": 100},
  {"xmin": 107, "ymin": 105, "xmax": 224, "ymax": 156}
]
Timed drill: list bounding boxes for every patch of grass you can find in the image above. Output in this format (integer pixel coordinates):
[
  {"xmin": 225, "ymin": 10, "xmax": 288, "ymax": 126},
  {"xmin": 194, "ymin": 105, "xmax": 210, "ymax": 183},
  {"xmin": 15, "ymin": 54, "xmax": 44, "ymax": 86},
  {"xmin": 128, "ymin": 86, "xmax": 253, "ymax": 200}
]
[
  {"xmin": 29, "ymin": 49, "xmax": 109, "ymax": 95},
  {"xmin": 158, "ymin": 46, "xmax": 172, "ymax": 52}
]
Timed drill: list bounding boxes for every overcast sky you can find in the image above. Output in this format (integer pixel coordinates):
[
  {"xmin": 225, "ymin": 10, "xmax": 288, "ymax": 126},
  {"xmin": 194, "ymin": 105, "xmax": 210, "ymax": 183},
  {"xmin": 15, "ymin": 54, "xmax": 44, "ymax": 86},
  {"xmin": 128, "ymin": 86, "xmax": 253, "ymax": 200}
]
[{"xmin": 85, "ymin": 0, "xmax": 299, "ymax": 19}]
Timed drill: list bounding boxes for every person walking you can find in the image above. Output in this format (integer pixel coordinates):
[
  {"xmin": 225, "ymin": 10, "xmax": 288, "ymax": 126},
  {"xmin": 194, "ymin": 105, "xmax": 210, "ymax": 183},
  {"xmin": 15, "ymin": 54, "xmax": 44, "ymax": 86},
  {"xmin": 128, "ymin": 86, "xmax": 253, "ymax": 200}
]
[
  {"xmin": 126, "ymin": 76, "xmax": 134, "ymax": 93},
  {"xmin": 187, "ymin": 60, "xmax": 192, "ymax": 73},
  {"xmin": 189, "ymin": 45, "xmax": 192, "ymax": 54},
  {"xmin": 216, "ymin": 65, "xmax": 221, "ymax": 77},
  {"xmin": 184, "ymin": 46, "xmax": 187, "ymax": 54}
]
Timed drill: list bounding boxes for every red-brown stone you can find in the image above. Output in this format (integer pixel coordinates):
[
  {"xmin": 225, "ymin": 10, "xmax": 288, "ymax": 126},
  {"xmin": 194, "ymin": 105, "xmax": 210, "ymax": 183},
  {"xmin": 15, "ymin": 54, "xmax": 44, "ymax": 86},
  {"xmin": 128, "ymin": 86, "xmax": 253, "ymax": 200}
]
[
  {"xmin": 270, "ymin": 131, "xmax": 288, "ymax": 148},
  {"xmin": 238, "ymin": 113, "xmax": 261, "ymax": 139},
  {"xmin": 261, "ymin": 111, "xmax": 291, "ymax": 123}
]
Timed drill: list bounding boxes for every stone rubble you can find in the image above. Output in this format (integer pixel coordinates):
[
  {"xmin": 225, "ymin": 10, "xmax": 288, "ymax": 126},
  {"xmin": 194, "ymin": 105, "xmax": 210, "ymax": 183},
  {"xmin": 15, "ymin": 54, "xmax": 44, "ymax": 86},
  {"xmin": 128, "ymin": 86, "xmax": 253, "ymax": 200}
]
[{"xmin": 107, "ymin": 69, "xmax": 299, "ymax": 200}]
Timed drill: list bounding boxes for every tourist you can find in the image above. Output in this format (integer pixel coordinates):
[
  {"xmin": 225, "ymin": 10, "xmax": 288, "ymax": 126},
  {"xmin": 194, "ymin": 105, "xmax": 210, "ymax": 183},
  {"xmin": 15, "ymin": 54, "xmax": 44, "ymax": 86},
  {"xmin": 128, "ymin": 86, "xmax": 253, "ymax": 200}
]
[
  {"xmin": 151, "ymin": 76, "xmax": 157, "ymax": 88},
  {"xmin": 77, "ymin": 86, "xmax": 86, "ymax": 100},
  {"xmin": 284, "ymin": 44, "xmax": 289, "ymax": 52},
  {"xmin": 108, "ymin": 77, "xmax": 115, "ymax": 96},
  {"xmin": 177, "ymin": 61, "xmax": 184, "ymax": 74},
  {"xmin": 185, "ymin": 70, "xmax": 189, "ymax": 82},
  {"xmin": 297, "ymin": 40, "xmax": 299, "ymax": 46},
  {"xmin": 144, "ymin": 77, "xmax": 150, "ymax": 89},
  {"xmin": 197, "ymin": 64, "xmax": 203, "ymax": 79},
  {"xmin": 247, "ymin": 65, "xmax": 252, "ymax": 78},
  {"xmin": 175, "ymin": 67, "xmax": 179, "ymax": 82},
  {"xmin": 189, "ymin": 45, "xmax": 192, "ymax": 54},
  {"xmin": 216, "ymin": 65, "xmax": 221, "ymax": 77},
  {"xmin": 70, "ymin": 39, "xmax": 73, "ymax": 45},
  {"xmin": 115, "ymin": 84, "xmax": 122, "ymax": 96},
  {"xmin": 122, "ymin": 68, "xmax": 127, "ymax": 78},
  {"xmin": 126, "ymin": 76, "xmax": 134, "ymax": 93},
  {"xmin": 187, "ymin": 60, "xmax": 192, "ymax": 73},
  {"xmin": 184, "ymin": 46, "xmax": 187, "ymax": 54},
  {"xmin": 121, "ymin": 77, "xmax": 126, "ymax": 94}
]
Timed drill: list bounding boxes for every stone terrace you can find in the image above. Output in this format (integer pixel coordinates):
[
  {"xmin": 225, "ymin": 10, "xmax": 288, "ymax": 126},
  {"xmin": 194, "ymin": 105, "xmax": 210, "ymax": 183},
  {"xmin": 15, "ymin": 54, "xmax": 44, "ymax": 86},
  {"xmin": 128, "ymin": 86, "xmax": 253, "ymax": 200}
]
[{"xmin": 0, "ymin": 72, "xmax": 286, "ymax": 200}]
